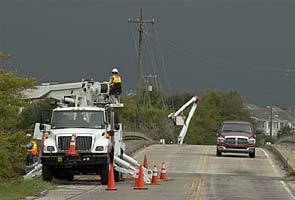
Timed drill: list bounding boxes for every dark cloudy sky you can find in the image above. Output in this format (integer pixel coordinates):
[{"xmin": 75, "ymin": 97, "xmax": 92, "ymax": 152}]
[{"xmin": 1, "ymin": 0, "xmax": 295, "ymax": 107}]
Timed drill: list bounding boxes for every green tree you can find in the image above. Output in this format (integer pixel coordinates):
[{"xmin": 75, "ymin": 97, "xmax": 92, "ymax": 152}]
[
  {"xmin": 166, "ymin": 92, "xmax": 194, "ymax": 109},
  {"xmin": 0, "ymin": 52, "xmax": 12, "ymax": 59},
  {"xmin": 183, "ymin": 90, "xmax": 253, "ymax": 145},
  {"xmin": 0, "ymin": 69, "xmax": 35, "ymax": 132},
  {"xmin": 0, "ymin": 68, "xmax": 35, "ymax": 178},
  {"xmin": 0, "ymin": 51, "xmax": 12, "ymax": 68},
  {"xmin": 18, "ymin": 99, "xmax": 54, "ymax": 133},
  {"xmin": 278, "ymin": 125, "xmax": 293, "ymax": 138}
]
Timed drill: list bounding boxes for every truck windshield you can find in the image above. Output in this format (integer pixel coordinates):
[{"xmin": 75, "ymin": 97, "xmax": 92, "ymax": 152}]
[
  {"xmin": 51, "ymin": 110, "xmax": 105, "ymax": 129},
  {"xmin": 221, "ymin": 123, "xmax": 252, "ymax": 133}
]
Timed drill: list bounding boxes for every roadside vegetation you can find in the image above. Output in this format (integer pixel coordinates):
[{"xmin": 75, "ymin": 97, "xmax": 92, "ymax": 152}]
[
  {"xmin": 0, "ymin": 52, "xmax": 52, "ymax": 199},
  {"xmin": 0, "ymin": 178, "xmax": 53, "ymax": 200}
]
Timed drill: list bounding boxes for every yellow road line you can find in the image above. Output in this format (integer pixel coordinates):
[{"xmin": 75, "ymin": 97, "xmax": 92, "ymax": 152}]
[
  {"xmin": 194, "ymin": 147, "xmax": 208, "ymax": 200},
  {"xmin": 189, "ymin": 177, "xmax": 197, "ymax": 191},
  {"xmin": 186, "ymin": 177, "xmax": 197, "ymax": 200},
  {"xmin": 195, "ymin": 177, "xmax": 203, "ymax": 200}
]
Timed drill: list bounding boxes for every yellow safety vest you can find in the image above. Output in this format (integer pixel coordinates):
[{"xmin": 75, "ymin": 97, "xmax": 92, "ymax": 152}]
[
  {"xmin": 111, "ymin": 75, "xmax": 121, "ymax": 86},
  {"xmin": 27, "ymin": 140, "xmax": 38, "ymax": 156}
]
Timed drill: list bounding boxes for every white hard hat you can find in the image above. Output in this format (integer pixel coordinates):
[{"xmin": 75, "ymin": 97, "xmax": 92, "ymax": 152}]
[
  {"xmin": 112, "ymin": 68, "xmax": 118, "ymax": 73},
  {"xmin": 26, "ymin": 134, "xmax": 32, "ymax": 137}
]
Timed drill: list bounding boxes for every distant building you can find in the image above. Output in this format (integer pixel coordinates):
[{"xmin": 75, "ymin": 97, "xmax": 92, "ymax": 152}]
[{"xmin": 245, "ymin": 104, "xmax": 294, "ymax": 138}]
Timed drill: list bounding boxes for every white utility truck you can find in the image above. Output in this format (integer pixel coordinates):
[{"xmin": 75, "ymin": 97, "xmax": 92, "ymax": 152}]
[{"xmin": 24, "ymin": 80, "xmax": 151, "ymax": 184}]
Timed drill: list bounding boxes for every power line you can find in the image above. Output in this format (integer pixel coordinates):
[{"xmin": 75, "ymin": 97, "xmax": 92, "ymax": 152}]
[{"xmin": 128, "ymin": 8, "xmax": 155, "ymax": 129}]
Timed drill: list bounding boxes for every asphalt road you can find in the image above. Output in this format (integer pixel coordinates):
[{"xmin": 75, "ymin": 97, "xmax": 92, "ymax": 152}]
[{"xmin": 31, "ymin": 145, "xmax": 295, "ymax": 200}]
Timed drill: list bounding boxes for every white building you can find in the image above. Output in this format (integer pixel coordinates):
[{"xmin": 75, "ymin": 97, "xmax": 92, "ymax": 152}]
[{"xmin": 246, "ymin": 104, "xmax": 294, "ymax": 138}]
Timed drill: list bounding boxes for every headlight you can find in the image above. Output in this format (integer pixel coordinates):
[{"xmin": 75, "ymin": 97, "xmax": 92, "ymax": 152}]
[
  {"xmin": 95, "ymin": 146, "xmax": 104, "ymax": 151},
  {"xmin": 249, "ymin": 138, "xmax": 256, "ymax": 144},
  {"xmin": 217, "ymin": 137, "xmax": 224, "ymax": 143},
  {"xmin": 47, "ymin": 146, "xmax": 55, "ymax": 152}
]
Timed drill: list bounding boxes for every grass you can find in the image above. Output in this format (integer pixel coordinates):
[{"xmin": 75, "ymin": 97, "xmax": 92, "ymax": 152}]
[{"xmin": 0, "ymin": 178, "xmax": 53, "ymax": 200}]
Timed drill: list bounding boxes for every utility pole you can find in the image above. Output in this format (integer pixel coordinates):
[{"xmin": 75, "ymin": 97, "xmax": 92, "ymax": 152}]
[
  {"xmin": 128, "ymin": 9, "xmax": 155, "ymax": 129},
  {"xmin": 292, "ymin": 105, "xmax": 295, "ymax": 143},
  {"xmin": 270, "ymin": 106, "xmax": 273, "ymax": 139}
]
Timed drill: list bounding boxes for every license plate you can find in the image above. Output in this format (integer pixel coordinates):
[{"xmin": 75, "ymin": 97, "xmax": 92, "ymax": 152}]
[{"xmin": 57, "ymin": 156, "xmax": 63, "ymax": 162}]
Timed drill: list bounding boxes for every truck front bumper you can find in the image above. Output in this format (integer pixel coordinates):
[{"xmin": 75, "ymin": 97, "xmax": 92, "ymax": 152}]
[
  {"xmin": 41, "ymin": 153, "xmax": 108, "ymax": 166},
  {"xmin": 217, "ymin": 146, "xmax": 255, "ymax": 154}
]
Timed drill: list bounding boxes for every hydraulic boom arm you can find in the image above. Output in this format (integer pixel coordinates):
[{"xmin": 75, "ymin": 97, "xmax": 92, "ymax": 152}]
[{"xmin": 168, "ymin": 96, "xmax": 199, "ymax": 145}]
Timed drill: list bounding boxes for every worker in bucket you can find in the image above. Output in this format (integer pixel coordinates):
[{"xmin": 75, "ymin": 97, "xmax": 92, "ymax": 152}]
[
  {"xmin": 20, "ymin": 134, "xmax": 38, "ymax": 165},
  {"xmin": 108, "ymin": 68, "xmax": 122, "ymax": 103}
]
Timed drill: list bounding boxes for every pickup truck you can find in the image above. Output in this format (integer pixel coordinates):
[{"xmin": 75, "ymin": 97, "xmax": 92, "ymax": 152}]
[{"xmin": 215, "ymin": 121, "xmax": 256, "ymax": 158}]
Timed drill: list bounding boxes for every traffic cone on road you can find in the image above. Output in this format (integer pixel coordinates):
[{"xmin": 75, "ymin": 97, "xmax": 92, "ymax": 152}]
[
  {"xmin": 151, "ymin": 165, "xmax": 159, "ymax": 185},
  {"xmin": 106, "ymin": 164, "xmax": 117, "ymax": 191},
  {"xmin": 134, "ymin": 165, "xmax": 148, "ymax": 190},
  {"xmin": 134, "ymin": 167, "xmax": 139, "ymax": 187},
  {"xmin": 160, "ymin": 162, "xmax": 167, "ymax": 181},
  {"xmin": 66, "ymin": 134, "xmax": 79, "ymax": 156},
  {"xmin": 143, "ymin": 154, "xmax": 148, "ymax": 169}
]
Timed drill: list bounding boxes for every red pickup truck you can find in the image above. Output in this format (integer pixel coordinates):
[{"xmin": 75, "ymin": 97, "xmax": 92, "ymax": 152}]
[{"xmin": 216, "ymin": 121, "xmax": 256, "ymax": 158}]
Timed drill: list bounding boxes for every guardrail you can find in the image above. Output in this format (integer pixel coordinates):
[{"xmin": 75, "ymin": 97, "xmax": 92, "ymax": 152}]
[
  {"xmin": 275, "ymin": 135, "xmax": 295, "ymax": 144},
  {"xmin": 123, "ymin": 131, "xmax": 154, "ymax": 142},
  {"xmin": 123, "ymin": 131, "xmax": 158, "ymax": 156},
  {"xmin": 263, "ymin": 145, "xmax": 293, "ymax": 171}
]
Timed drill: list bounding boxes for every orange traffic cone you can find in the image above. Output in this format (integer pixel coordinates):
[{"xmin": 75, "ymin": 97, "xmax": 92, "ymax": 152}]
[
  {"xmin": 160, "ymin": 162, "xmax": 167, "ymax": 181},
  {"xmin": 143, "ymin": 154, "xmax": 148, "ymax": 169},
  {"xmin": 106, "ymin": 164, "xmax": 117, "ymax": 191},
  {"xmin": 151, "ymin": 165, "xmax": 159, "ymax": 185},
  {"xmin": 66, "ymin": 134, "xmax": 79, "ymax": 156},
  {"xmin": 134, "ymin": 165, "xmax": 148, "ymax": 190}
]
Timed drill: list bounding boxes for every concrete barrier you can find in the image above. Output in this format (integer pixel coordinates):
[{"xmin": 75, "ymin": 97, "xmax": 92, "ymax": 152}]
[{"xmin": 263, "ymin": 144, "xmax": 294, "ymax": 172}]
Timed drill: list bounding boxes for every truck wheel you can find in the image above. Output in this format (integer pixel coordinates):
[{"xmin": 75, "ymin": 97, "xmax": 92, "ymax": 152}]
[
  {"xmin": 100, "ymin": 164, "xmax": 109, "ymax": 185},
  {"xmin": 55, "ymin": 173, "xmax": 66, "ymax": 180},
  {"xmin": 249, "ymin": 151, "xmax": 255, "ymax": 158},
  {"xmin": 114, "ymin": 170, "xmax": 124, "ymax": 182},
  {"xmin": 66, "ymin": 169, "xmax": 75, "ymax": 181},
  {"xmin": 42, "ymin": 165, "xmax": 53, "ymax": 182},
  {"xmin": 216, "ymin": 149, "xmax": 222, "ymax": 157}
]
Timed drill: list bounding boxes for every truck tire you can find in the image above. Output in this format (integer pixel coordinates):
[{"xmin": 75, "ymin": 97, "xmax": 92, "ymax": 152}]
[
  {"xmin": 114, "ymin": 170, "xmax": 124, "ymax": 182},
  {"xmin": 66, "ymin": 169, "xmax": 75, "ymax": 181},
  {"xmin": 100, "ymin": 164, "xmax": 109, "ymax": 185},
  {"xmin": 249, "ymin": 151, "xmax": 255, "ymax": 158},
  {"xmin": 55, "ymin": 172, "xmax": 66, "ymax": 180},
  {"xmin": 216, "ymin": 148, "xmax": 222, "ymax": 157},
  {"xmin": 42, "ymin": 165, "xmax": 53, "ymax": 182}
]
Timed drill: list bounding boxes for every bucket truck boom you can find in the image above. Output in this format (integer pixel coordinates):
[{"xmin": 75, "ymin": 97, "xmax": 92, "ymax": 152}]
[{"xmin": 168, "ymin": 96, "xmax": 199, "ymax": 145}]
